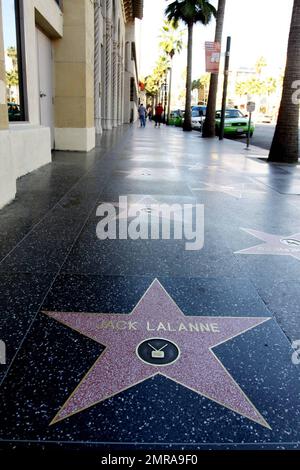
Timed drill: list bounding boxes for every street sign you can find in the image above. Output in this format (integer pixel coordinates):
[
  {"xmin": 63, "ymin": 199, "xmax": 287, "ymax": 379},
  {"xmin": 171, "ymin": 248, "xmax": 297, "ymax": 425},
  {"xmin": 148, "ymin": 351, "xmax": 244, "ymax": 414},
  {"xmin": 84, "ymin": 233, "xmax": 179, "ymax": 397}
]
[
  {"xmin": 247, "ymin": 101, "xmax": 256, "ymax": 113},
  {"xmin": 205, "ymin": 42, "xmax": 221, "ymax": 73},
  {"xmin": 246, "ymin": 102, "xmax": 255, "ymax": 149}
]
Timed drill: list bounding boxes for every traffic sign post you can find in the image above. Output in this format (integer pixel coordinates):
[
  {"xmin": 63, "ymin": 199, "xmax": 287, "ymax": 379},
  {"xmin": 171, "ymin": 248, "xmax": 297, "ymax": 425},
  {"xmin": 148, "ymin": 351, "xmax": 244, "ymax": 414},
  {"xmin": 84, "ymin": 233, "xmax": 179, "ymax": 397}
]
[{"xmin": 246, "ymin": 101, "xmax": 255, "ymax": 149}]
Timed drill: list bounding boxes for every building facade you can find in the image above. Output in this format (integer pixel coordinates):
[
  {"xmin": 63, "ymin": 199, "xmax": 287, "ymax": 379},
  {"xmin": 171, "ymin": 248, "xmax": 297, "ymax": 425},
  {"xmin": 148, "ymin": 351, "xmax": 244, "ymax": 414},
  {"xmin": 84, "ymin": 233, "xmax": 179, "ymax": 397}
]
[{"xmin": 0, "ymin": 0, "xmax": 143, "ymax": 209}]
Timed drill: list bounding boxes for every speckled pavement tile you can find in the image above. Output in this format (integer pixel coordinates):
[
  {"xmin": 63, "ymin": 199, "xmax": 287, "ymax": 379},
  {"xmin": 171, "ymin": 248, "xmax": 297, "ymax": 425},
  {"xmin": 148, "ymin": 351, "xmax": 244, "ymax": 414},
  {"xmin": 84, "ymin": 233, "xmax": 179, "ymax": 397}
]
[
  {"xmin": 0, "ymin": 273, "xmax": 53, "ymax": 382},
  {"xmin": 255, "ymin": 175, "xmax": 300, "ymax": 194},
  {"xmin": 60, "ymin": 207, "xmax": 241, "ymax": 277},
  {"xmin": 250, "ymin": 279, "xmax": 300, "ymax": 341},
  {"xmin": 1, "ymin": 125, "xmax": 300, "ymax": 453},
  {"xmin": 0, "ymin": 276, "xmax": 299, "ymax": 450}
]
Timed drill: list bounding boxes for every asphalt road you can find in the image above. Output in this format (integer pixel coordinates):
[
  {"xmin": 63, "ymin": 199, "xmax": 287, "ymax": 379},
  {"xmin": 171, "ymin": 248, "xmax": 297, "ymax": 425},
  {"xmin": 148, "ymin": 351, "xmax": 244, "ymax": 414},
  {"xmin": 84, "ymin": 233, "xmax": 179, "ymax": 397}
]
[
  {"xmin": 236, "ymin": 123, "xmax": 275, "ymax": 150},
  {"xmin": 236, "ymin": 123, "xmax": 300, "ymax": 151}
]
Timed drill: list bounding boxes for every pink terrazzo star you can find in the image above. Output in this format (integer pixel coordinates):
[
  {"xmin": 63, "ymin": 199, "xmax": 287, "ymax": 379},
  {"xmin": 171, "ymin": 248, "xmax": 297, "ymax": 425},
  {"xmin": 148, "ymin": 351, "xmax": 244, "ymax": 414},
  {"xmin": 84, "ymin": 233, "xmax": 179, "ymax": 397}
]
[{"xmin": 44, "ymin": 280, "xmax": 271, "ymax": 428}]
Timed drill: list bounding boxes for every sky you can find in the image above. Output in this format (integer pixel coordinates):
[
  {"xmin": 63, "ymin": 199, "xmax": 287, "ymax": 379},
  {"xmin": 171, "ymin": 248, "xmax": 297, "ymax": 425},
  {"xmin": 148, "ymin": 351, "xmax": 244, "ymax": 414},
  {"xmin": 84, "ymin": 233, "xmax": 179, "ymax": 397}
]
[
  {"xmin": 138, "ymin": 0, "xmax": 294, "ymax": 82},
  {"xmin": 2, "ymin": 0, "xmax": 17, "ymax": 48}
]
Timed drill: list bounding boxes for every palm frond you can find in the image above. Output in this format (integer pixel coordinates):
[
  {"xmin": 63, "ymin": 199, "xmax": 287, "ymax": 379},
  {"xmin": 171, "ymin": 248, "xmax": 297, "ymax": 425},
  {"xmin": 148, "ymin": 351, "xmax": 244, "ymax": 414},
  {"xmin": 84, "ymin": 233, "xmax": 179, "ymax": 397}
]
[{"xmin": 165, "ymin": 0, "xmax": 216, "ymax": 26}]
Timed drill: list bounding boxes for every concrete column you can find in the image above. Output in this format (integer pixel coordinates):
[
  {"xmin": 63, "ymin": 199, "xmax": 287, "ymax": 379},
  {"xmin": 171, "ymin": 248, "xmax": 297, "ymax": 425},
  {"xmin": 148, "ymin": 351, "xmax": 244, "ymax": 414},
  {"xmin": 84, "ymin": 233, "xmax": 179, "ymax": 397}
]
[
  {"xmin": 0, "ymin": 0, "xmax": 16, "ymax": 208},
  {"xmin": 54, "ymin": 0, "xmax": 95, "ymax": 151},
  {"xmin": 117, "ymin": 50, "xmax": 121, "ymax": 125},
  {"xmin": 112, "ymin": 40, "xmax": 118, "ymax": 127},
  {"xmin": 94, "ymin": 0, "xmax": 102, "ymax": 136},
  {"xmin": 120, "ymin": 56, "xmax": 124, "ymax": 124},
  {"xmin": 102, "ymin": 0, "xmax": 113, "ymax": 130},
  {"xmin": 117, "ymin": 39, "xmax": 125, "ymax": 126}
]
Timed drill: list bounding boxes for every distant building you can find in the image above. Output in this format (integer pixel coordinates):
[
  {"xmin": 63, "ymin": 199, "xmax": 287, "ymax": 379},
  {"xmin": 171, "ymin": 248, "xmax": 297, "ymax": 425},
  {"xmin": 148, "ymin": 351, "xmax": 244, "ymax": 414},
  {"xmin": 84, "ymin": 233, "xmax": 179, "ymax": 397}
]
[{"xmin": 216, "ymin": 65, "xmax": 284, "ymax": 114}]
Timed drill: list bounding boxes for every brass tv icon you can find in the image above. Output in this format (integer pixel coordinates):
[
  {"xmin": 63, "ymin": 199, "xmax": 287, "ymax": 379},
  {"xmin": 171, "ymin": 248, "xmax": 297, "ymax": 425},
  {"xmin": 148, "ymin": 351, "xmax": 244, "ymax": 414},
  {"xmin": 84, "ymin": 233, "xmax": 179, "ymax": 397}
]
[{"xmin": 148, "ymin": 342, "xmax": 168, "ymax": 359}]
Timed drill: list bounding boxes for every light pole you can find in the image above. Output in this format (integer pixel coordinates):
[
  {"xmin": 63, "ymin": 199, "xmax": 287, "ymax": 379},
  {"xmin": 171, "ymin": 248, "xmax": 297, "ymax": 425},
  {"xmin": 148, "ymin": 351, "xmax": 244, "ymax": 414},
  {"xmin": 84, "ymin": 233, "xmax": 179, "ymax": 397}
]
[
  {"xmin": 167, "ymin": 66, "xmax": 173, "ymax": 125},
  {"xmin": 164, "ymin": 76, "xmax": 168, "ymax": 123}
]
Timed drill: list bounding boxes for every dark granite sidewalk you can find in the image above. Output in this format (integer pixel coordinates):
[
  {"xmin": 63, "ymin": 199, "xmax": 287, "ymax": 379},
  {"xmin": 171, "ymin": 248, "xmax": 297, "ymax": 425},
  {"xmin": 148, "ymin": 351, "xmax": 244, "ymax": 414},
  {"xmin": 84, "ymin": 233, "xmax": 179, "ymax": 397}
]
[{"xmin": 0, "ymin": 122, "xmax": 300, "ymax": 455}]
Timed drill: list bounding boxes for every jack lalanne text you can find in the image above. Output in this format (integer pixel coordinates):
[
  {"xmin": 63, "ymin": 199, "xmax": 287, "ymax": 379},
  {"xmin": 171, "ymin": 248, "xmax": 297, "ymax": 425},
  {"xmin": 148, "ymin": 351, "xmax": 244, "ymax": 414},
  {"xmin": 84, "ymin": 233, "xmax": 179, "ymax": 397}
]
[{"xmin": 96, "ymin": 320, "xmax": 220, "ymax": 333}]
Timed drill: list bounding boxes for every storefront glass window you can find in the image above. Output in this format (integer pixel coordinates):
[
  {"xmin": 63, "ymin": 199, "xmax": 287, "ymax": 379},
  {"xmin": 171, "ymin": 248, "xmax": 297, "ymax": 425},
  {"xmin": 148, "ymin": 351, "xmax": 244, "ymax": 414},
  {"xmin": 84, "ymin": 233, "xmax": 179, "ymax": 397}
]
[{"xmin": 2, "ymin": 0, "xmax": 25, "ymax": 121}]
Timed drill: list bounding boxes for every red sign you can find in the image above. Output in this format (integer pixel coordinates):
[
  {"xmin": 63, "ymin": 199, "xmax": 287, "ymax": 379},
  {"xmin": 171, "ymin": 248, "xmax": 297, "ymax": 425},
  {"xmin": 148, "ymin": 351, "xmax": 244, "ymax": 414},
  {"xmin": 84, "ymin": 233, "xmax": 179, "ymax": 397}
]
[{"xmin": 205, "ymin": 42, "xmax": 221, "ymax": 73}]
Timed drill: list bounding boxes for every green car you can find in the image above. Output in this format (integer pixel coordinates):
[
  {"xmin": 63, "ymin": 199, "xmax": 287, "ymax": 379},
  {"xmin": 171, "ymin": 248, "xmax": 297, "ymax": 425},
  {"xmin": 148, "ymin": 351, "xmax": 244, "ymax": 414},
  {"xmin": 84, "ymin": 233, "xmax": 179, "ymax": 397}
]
[
  {"xmin": 169, "ymin": 109, "xmax": 185, "ymax": 127},
  {"xmin": 215, "ymin": 109, "xmax": 255, "ymax": 137}
]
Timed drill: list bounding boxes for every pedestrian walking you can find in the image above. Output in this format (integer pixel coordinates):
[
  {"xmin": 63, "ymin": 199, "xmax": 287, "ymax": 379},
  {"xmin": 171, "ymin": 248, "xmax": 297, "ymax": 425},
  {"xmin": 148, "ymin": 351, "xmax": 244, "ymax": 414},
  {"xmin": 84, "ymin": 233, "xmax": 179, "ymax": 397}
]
[
  {"xmin": 155, "ymin": 103, "xmax": 164, "ymax": 127},
  {"xmin": 138, "ymin": 104, "xmax": 146, "ymax": 128},
  {"xmin": 147, "ymin": 105, "xmax": 153, "ymax": 121}
]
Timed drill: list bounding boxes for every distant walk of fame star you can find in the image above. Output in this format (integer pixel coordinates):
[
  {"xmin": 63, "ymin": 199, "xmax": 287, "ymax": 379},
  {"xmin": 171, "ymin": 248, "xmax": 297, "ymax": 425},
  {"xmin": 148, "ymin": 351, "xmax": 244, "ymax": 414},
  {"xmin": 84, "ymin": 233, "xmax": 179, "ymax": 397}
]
[
  {"xmin": 191, "ymin": 182, "xmax": 266, "ymax": 199},
  {"xmin": 44, "ymin": 280, "xmax": 271, "ymax": 428},
  {"xmin": 235, "ymin": 228, "xmax": 300, "ymax": 260},
  {"xmin": 175, "ymin": 163, "xmax": 229, "ymax": 173},
  {"xmin": 117, "ymin": 169, "xmax": 181, "ymax": 182},
  {"xmin": 111, "ymin": 196, "xmax": 193, "ymax": 224}
]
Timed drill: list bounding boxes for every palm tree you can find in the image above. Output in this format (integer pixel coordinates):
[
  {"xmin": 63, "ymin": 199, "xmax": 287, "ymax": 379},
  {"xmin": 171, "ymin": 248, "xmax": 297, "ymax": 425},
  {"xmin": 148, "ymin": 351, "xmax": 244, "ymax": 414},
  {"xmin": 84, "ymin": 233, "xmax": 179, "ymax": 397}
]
[
  {"xmin": 145, "ymin": 75, "xmax": 159, "ymax": 99},
  {"xmin": 165, "ymin": 0, "xmax": 216, "ymax": 131},
  {"xmin": 202, "ymin": 0, "xmax": 226, "ymax": 137},
  {"xmin": 159, "ymin": 20, "xmax": 183, "ymax": 123},
  {"xmin": 145, "ymin": 55, "xmax": 170, "ymax": 110},
  {"xmin": 269, "ymin": 0, "xmax": 300, "ymax": 163},
  {"xmin": 263, "ymin": 77, "xmax": 277, "ymax": 113},
  {"xmin": 154, "ymin": 55, "xmax": 170, "ymax": 105}
]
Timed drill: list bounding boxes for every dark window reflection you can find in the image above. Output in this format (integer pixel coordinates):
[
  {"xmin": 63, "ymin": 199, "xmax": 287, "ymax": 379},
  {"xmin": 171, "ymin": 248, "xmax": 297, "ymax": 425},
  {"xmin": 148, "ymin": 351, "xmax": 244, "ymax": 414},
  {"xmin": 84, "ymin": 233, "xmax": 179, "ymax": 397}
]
[{"xmin": 2, "ymin": 0, "xmax": 25, "ymax": 121}]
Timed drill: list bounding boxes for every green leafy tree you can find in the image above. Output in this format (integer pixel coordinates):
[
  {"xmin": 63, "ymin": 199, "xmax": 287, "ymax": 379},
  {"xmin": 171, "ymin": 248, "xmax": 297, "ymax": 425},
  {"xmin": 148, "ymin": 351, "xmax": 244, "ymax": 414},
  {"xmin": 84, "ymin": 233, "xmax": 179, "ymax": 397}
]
[
  {"xmin": 145, "ymin": 55, "xmax": 170, "ymax": 108},
  {"xmin": 6, "ymin": 70, "xmax": 19, "ymax": 101},
  {"xmin": 159, "ymin": 19, "xmax": 183, "ymax": 59},
  {"xmin": 192, "ymin": 73, "xmax": 210, "ymax": 104},
  {"xmin": 235, "ymin": 78, "xmax": 266, "ymax": 97},
  {"xmin": 235, "ymin": 81, "xmax": 247, "ymax": 97},
  {"xmin": 255, "ymin": 56, "xmax": 267, "ymax": 77},
  {"xmin": 145, "ymin": 75, "xmax": 159, "ymax": 97},
  {"xmin": 165, "ymin": 0, "xmax": 216, "ymax": 131},
  {"xmin": 263, "ymin": 77, "xmax": 277, "ymax": 96},
  {"xmin": 6, "ymin": 46, "xmax": 18, "ymax": 70},
  {"xmin": 6, "ymin": 70, "xmax": 19, "ymax": 87},
  {"xmin": 247, "ymin": 78, "xmax": 265, "ymax": 96},
  {"xmin": 159, "ymin": 20, "xmax": 183, "ymax": 122}
]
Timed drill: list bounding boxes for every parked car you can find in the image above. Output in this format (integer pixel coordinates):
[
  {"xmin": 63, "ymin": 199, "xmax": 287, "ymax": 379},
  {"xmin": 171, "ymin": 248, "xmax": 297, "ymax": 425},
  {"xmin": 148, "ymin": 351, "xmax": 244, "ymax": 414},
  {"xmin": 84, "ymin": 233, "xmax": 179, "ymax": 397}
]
[
  {"xmin": 215, "ymin": 108, "xmax": 255, "ymax": 137},
  {"xmin": 191, "ymin": 105, "xmax": 206, "ymax": 131},
  {"xmin": 7, "ymin": 102, "xmax": 21, "ymax": 121},
  {"xmin": 169, "ymin": 109, "xmax": 185, "ymax": 127},
  {"xmin": 256, "ymin": 113, "xmax": 274, "ymax": 124}
]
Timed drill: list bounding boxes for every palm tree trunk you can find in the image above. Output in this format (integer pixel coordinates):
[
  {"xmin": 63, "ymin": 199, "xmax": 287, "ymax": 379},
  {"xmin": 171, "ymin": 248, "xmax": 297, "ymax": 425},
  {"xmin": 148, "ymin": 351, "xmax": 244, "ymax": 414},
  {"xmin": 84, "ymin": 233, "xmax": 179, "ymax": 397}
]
[
  {"xmin": 268, "ymin": 0, "xmax": 300, "ymax": 163},
  {"xmin": 183, "ymin": 22, "xmax": 193, "ymax": 132},
  {"xmin": 202, "ymin": 0, "xmax": 226, "ymax": 138}
]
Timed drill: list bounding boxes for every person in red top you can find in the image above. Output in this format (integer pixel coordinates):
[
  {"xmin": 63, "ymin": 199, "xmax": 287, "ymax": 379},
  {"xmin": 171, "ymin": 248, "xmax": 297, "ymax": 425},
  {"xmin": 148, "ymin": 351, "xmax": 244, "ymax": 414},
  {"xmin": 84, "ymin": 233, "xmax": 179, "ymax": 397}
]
[{"xmin": 155, "ymin": 103, "xmax": 164, "ymax": 127}]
